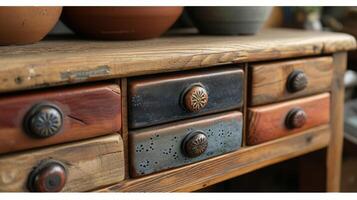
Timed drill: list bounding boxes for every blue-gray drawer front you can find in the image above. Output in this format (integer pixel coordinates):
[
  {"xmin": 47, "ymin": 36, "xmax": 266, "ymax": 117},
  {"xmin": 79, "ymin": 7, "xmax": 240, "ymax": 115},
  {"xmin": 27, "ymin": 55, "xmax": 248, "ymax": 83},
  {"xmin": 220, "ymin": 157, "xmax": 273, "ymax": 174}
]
[
  {"xmin": 128, "ymin": 67, "xmax": 244, "ymax": 129},
  {"xmin": 129, "ymin": 111, "xmax": 243, "ymax": 177}
]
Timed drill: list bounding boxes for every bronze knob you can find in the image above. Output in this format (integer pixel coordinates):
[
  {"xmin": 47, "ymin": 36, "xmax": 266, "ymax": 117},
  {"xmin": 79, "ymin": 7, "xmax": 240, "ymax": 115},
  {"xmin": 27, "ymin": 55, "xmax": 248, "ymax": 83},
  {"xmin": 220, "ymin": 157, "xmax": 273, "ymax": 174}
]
[
  {"xmin": 182, "ymin": 131, "xmax": 208, "ymax": 158},
  {"xmin": 285, "ymin": 108, "xmax": 307, "ymax": 129},
  {"xmin": 24, "ymin": 103, "xmax": 63, "ymax": 138},
  {"xmin": 27, "ymin": 160, "xmax": 67, "ymax": 192},
  {"xmin": 183, "ymin": 85, "xmax": 209, "ymax": 112},
  {"xmin": 286, "ymin": 70, "xmax": 308, "ymax": 93}
]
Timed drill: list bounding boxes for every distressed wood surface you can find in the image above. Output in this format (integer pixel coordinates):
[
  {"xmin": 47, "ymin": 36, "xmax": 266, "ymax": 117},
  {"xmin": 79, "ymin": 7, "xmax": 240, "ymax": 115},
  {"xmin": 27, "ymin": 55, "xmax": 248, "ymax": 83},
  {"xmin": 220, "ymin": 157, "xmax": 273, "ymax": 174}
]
[
  {"xmin": 0, "ymin": 134, "xmax": 125, "ymax": 192},
  {"xmin": 128, "ymin": 67, "xmax": 244, "ymax": 129},
  {"xmin": 327, "ymin": 52, "xmax": 347, "ymax": 192},
  {"xmin": 121, "ymin": 78, "xmax": 130, "ymax": 179},
  {"xmin": 0, "ymin": 83, "xmax": 121, "ymax": 154},
  {"xmin": 247, "ymin": 93, "xmax": 330, "ymax": 145},
  {"xmin": 0, "ymin": 28, "xmax": 355, "ymax": 94},
  {"xmin": 98, "ymin": 125, "xmax": 330, "ymax": 192},
  {"xmin": 249, "ymin": 56, "xmax": 333, "ymax": 106},
  {"xmin": 242, "ymin": 64, "xmax": 249, "ymax": 147},
  {"xmin": 129, "ymin": 111, "xmax": 243, "ymax": 177}
]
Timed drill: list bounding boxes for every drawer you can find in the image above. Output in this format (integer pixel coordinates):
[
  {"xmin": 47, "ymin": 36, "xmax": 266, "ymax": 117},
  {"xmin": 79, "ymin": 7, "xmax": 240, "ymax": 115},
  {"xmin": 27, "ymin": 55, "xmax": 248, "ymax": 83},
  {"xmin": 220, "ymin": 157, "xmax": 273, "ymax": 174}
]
[
  {"xmin": 249, "ymin": 56, "xmax": 333, "ymax": 106},
  {"xmin": 128, "ymin": 67, "xmax": 244, "ymax": 129},
  {"xmin": 129, "ymin": 111, "xmax": 243, "ymax": 177},
  {"xmin": 0, "ymin": 134, "xmax": 124, "ymax": 192},
  {"xmin": 247, "ymin": 93, "xmax": 330, "ymax": 145},
  {"xmin": 0, "ymin": 83, "xmax": 121, "ymax": 154}
]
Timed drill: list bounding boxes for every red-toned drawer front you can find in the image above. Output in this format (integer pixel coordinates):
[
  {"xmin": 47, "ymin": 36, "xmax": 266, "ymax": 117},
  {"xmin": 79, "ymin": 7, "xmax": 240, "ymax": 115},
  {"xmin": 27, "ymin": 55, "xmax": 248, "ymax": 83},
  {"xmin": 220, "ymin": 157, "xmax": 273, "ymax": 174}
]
[
  {"xmin": 247, "ymin": 93, "xmax": 330, "ymax": 145},
  {"xmin": 0, "ymin": 83, "xmax": 121, "ymax": 154}
]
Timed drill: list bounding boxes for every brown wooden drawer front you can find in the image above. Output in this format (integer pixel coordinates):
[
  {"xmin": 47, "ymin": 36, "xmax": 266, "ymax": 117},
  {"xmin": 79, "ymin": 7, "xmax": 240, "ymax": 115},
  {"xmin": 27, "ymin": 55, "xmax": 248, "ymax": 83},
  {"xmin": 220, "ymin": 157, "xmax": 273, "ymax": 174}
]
[
  {"xmin": 129, "ymin": 111, "xmax": 243, "ymax": 177},
  {"xmin": 0, "ymin": 134, "xmax": 124, "ymax": 192},
  {"xmin": 0, "ymin": 83, "xmax": 121, "ymax": 154},
  {"xmin": 247, "ymin": 93, "xmax": 330, "ymax": 145},
  {"xmin": 249, "ymin": 56, "xmax": 333, "ymax": 106},
  {"xmin": 128, "ymin": 67, "xmax": 244, "ymax": 129}
]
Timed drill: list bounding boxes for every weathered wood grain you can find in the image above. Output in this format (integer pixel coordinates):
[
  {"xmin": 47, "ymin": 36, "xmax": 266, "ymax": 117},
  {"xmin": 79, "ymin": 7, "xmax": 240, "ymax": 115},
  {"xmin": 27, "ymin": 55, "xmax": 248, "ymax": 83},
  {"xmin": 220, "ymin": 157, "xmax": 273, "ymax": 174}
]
[
  {"xmin": 0, "ymin": 134, "xmax": 125, "ymax": 192},
  {"xmin": 0, "ymin": 83, "xmax": 122, "ymax": 154},
  {"xmin": 98, "ymin": 125, "xmax": 330, "ymax": 192},
  {"xmin": 242, "ymin": 64, "xmax": 249, "ymax": 147},
  {"xmin": 249, "ymin": 56, "xmax": 333, "ymax": 106},
  {"xmin": 0, "ymin": 28, "xmax": 352, "ymax": 192},
  {"xmin": 247, "ymin": 93, "xmax": 330, "ymax": 145},
  {"xmin": 120, "ymin": 78, "xmax": 130, "ymax": 179},
  {"xmin": 0, "ymin": 29, "xmax": 355, "ymax": 94},
  {"xmin": 327, "ymin": 52, "xmax": 347, "ymax": 192}
]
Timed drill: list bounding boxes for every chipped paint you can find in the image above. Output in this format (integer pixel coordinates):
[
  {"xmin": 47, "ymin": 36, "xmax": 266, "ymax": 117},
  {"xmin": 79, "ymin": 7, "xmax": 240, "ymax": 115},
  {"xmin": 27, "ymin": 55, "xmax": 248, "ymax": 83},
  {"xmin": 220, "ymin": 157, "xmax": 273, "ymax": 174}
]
[{"xmin": 60, "ymin": 65, "xmax": 110, "ymax": 81}]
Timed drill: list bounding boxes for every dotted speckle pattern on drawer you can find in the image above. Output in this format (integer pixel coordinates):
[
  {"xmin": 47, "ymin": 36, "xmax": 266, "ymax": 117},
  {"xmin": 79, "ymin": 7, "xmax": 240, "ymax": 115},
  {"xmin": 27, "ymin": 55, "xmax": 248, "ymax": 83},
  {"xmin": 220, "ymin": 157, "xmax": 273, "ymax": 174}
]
[{"xmin": 129, "ymin": 111, "xmax": 243, "ymax": 177}]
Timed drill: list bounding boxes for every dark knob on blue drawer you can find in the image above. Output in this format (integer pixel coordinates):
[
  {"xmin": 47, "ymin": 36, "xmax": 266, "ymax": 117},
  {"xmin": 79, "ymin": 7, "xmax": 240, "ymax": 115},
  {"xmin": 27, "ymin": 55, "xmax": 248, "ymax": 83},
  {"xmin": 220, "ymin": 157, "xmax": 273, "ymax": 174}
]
[
  {"xmin": 286, "ymin": 70, "xmax": 308, "ymax": 93},
  {"xmin": 182, "ymin": 131, "xmax": 208, "ymax": 158},
  {"xmin": 27, "ymin": 160, "xmax": 67, "ymax": 192},
  {"xmin": 24, "ymin": 103, "xmax": 63, "ymax": 138}
]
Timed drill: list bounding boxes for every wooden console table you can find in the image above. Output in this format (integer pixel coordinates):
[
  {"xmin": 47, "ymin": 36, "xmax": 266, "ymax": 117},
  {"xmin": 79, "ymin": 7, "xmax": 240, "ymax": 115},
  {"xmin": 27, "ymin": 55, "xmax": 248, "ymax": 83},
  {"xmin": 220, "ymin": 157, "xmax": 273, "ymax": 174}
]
[{"xmin": 0, "ymin": 28, "xmax": 355, "ymax": 192}]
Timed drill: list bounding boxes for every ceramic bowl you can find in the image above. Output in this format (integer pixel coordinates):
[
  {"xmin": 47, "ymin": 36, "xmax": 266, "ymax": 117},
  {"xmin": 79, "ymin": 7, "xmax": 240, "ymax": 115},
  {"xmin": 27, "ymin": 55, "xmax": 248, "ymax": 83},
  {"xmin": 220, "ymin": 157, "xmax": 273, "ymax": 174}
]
[
  {"xmin": 0, "ymin": 7, "xmax": 63, "ymax": 45},
  {"xmin": 187, "ymin": 7, "xmax": 272, "ymax": 35},
  {"xmin": 61, "ymin": 7, "xmax": 183, "ymax": 40}
]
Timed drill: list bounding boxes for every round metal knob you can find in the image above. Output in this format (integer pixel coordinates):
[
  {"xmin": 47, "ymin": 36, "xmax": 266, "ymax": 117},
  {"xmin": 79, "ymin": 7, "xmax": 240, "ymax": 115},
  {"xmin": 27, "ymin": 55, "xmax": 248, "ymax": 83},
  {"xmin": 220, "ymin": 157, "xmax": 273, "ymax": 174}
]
[
  {"xmin": 286, "ymin": 70, "xmax": 308, "ymax": 93},
  {"xmin": 24, "ymin": 103, "xmax": 63, "ymax": 138},
  {"xmin": 27, "ymin": 160, "xmax": 67, "ymax": 192},
  {"xmin": 182, "ymin": 131, "xmax": 208, "ymax": 158},
  {"xmin": 183, "ymin": 85, "xmax": 208, "ymax": 112},
  {"xmin": 285, "ymin": 108, "xmax": 307, "ymax": 129}
]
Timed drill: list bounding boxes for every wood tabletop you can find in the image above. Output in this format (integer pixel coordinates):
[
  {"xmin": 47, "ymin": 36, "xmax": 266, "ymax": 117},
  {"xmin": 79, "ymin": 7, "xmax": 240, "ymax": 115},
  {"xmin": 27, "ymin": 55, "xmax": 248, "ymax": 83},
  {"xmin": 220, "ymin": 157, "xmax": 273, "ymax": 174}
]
[{"xmin": 0, "ymin": 28, "xmax": 355, "ymax": 94}]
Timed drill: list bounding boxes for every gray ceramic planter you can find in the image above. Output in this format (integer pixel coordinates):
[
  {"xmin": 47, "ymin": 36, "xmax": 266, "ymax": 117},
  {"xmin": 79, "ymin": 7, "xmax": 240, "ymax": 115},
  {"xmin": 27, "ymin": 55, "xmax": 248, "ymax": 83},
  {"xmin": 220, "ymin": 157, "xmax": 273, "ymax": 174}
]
[{"xmin": 187, "ymin": 7, "xmax": 272, "ymax": 35}]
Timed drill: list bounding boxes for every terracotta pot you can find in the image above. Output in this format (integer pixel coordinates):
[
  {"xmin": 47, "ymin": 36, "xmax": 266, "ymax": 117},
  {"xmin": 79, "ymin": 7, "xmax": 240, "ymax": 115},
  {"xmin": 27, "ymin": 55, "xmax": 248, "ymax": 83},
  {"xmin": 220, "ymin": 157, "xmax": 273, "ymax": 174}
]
[
  {"xmin": 0, "ymin": 7, "xmax": 62, "ymax": 45},
  {"xmin": 187, "ymin": 7, "xmax": 272, "ymax": 35},
  {"xmin": 62, "ymin": 7, "xmax": 183, "ymax": 40}
]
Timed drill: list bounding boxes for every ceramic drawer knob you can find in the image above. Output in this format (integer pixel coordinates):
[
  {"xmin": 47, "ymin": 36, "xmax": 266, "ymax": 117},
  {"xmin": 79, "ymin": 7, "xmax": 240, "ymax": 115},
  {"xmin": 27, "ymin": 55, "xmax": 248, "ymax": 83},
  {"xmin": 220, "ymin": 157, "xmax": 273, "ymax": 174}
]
[
  {"xmin": 285, "ymin": 108, "xmax": 307, "ymax": 129},
  {"xmin": 286, "ymin": 70, "xmax": 308, "ymax": 93},
  {"xmin": 27, "ymin": 160, "xmax": 67, "ymax": 192},
  {"xmin": 24, "ymin": 103, "xmax": 63, "ymax": 138},
  {"xmin": 182, "ymin": 131, "xmax": 208, "ymax": 157},
  {"xmin": 183, "ymin": 85, "xmax": 209, "ymax": 112}
]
